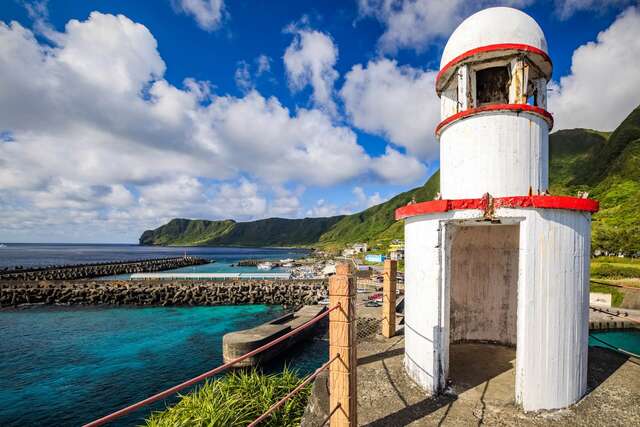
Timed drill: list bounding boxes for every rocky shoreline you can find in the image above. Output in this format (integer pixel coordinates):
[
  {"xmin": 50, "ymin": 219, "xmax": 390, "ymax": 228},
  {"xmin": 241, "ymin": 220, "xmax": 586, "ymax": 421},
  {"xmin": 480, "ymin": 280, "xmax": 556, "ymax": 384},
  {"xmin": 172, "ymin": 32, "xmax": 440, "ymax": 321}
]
[
  {"xmin": 0, "ymin": 256, "xmax": 208, "ymax": 281},
  {"xmin": 0, "ymin": 279, "xmax": 328, "ymax": 308}
]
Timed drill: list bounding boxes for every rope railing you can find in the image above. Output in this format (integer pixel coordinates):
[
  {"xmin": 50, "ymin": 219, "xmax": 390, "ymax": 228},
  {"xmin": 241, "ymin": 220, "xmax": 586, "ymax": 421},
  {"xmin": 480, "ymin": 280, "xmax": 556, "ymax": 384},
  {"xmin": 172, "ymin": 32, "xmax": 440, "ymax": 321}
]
[
  {"xmin": 590, "ymin": 334, "xmax": 640, "ymax": 359},
  {"xmin": 247, "ymin": 355, "xmax": 340, "ymax": 427},
  {"xmin": 590, "ymin": 305, "xmax": 640, "ymax": 325},
  {"xmin": 84, "ymin": 304, "xmax": 340, "ymax": 427},
  {"xmin": 591, "ymin": 278, "xmax": 640, "ymax": 291}
]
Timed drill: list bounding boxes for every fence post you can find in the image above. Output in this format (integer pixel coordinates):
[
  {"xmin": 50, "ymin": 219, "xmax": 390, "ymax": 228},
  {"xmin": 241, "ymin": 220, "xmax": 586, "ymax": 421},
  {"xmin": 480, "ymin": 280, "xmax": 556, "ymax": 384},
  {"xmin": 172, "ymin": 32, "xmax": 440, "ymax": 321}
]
[
  {"xmin": 382, "ymin": 259, "xmax": 397, "ymax": 338},
  {"xmin": 329, "ymin": 262, "xmax": 357, "ymax": 427}
]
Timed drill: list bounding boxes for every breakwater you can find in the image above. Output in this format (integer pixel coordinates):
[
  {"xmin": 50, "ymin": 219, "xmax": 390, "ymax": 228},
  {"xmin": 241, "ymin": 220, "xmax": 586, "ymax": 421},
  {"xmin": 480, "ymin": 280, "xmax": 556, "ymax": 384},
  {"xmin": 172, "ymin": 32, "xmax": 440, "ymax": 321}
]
[
  {"xmin": 0, "ymin": 257, "xmax": 208, "ymax": 281},
  {"xmin": 0, "ymin": 279, "xmax": 328, "ymax": 308}
]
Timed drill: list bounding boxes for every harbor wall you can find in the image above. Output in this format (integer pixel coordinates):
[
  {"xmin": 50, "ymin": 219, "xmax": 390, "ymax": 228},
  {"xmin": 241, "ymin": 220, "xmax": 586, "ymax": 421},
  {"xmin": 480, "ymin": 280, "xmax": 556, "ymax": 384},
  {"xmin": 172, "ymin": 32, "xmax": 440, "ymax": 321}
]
[
  {"xmin": 0, "ymin": 257, "xmax": 209, "ymax": 281},
  {"xmin": 0, "ymin": 279, "xmax": 327, "ymax": 308}
]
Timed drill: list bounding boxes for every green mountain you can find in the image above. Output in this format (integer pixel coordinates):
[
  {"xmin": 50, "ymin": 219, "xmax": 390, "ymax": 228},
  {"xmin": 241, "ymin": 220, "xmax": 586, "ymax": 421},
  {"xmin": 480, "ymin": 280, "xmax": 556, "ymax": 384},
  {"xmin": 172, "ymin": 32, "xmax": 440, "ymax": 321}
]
[
  {"xmin": 139, "ymin": 216, "xmax": 344, "ymax": 247},
  {"xmin": 141, "ymin": 106, "xmax": 640, "ymax": 254}
]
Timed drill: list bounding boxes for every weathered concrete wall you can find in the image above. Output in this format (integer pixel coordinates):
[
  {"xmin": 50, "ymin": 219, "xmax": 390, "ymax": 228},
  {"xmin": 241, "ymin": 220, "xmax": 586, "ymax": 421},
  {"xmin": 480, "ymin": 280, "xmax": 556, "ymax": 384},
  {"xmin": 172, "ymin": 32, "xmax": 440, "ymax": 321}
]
[
  {"xmin": 449, "ymin": 224, "xmax": 518, "ymax": 345},
  {"xmin": 0, "ymin": 257, "xmax": 208, "ymax": 281},
  {"xmin": 0, "ymin": 279, "xmax": 327, "ymax": 308}
]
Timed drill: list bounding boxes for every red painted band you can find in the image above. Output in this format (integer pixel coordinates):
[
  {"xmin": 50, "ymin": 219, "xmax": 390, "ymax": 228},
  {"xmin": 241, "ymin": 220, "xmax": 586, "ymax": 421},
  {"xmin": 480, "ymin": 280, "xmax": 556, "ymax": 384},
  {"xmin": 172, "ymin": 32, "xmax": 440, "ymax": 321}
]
[
  {"xmin": 436, "ymin": 43, "xmax": 552, "ymax": 94},
  {"xmin": 435, "ymin": 104, "xmax": 554, "ymax": 136},
  {"xmin": 395, "ymin": 195, "xmax": 599, "ymax": 220}
]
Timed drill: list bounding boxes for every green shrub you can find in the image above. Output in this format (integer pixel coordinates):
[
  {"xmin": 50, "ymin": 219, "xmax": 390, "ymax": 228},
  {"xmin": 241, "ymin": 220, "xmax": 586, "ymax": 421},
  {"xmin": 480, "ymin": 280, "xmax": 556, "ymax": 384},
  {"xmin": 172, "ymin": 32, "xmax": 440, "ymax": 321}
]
[
  {"xmin": 591, "ymin": 262, "xmax": 640, "ymax": 279},
  {"xmin": 144, "ymin": 368, "xmax": 310, "ymax": 427}
]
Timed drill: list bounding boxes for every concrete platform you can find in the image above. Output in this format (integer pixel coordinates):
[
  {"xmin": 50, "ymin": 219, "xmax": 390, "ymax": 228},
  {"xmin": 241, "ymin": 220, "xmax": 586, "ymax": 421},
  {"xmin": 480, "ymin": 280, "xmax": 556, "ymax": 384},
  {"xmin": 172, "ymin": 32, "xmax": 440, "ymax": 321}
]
[
  {"xmin": 222, "ymin": 305, "xmax": 326, "ymax": 367},
  {"xmin": 302, "ymin": 329, "xmax": 640, "ymax": 426}
]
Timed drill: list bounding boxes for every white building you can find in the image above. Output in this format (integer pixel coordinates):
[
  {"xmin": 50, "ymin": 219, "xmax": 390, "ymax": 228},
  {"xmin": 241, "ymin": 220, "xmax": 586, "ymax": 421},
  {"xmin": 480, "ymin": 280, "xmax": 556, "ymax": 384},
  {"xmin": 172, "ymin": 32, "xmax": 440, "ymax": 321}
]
[
  {"xmin": 396, "ymin": 7, "xmax": 598, "ymax": 412},
  {"xmin": 352, "ymin": 243, "xmax": 368, "ymax": 253}
]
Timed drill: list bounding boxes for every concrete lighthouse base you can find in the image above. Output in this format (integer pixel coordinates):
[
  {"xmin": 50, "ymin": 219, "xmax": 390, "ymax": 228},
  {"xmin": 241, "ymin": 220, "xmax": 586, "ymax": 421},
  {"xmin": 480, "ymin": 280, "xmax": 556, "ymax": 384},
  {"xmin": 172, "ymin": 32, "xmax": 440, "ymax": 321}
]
[{"xmin": 402, "ymin": 206, "xmax": 592, "ymax": 411}]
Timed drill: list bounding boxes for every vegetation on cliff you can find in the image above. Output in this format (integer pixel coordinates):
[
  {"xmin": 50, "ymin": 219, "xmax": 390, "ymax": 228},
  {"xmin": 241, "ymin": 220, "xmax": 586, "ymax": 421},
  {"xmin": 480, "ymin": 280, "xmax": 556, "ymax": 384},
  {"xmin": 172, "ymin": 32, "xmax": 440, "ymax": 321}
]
[
  {"xmin": 141, "ymin": 106, "xmax": 640, "ymax": 255},
  {"xmin": 145, "ymin": 368, "xmax": 310, "ymax": 427},
  {"xmin": 140, "ymin": 216, "xmax": 344, "ymax": 247}
]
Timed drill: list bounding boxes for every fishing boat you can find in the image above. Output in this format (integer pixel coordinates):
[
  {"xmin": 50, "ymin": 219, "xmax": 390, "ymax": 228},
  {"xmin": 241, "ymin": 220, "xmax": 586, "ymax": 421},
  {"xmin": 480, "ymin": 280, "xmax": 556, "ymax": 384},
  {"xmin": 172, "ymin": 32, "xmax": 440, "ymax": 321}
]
[{"xmin": 256, "ymin": 262, "xmax": 273, "ymax": 271}]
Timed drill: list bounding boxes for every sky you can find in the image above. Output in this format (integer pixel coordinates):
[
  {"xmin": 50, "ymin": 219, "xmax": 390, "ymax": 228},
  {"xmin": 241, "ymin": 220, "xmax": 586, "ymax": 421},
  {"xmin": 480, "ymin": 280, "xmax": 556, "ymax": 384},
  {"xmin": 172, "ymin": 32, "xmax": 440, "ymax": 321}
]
[{"xmin": 1, "ymin": 0, "xmax": 639, "ymax": 243}]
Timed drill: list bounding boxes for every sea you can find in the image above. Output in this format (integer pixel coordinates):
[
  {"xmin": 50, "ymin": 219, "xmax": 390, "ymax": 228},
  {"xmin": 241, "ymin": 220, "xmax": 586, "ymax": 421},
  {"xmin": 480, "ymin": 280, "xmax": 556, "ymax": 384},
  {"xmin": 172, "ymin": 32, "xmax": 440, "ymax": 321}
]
[
  {"xmin": 1, "ymin": 244, "xmax": 638, "ymax": 426},
  {"xmin": 0, "ymin": 244, "xmax": 326, "ymax": 426}
]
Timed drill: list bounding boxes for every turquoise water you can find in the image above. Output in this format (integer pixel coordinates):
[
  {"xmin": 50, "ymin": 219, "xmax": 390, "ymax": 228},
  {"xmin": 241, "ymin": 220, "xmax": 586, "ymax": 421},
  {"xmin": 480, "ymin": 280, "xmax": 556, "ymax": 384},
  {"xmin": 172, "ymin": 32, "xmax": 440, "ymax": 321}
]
[
  {"xmin": 589, "ymin": 329, "xmax": 640, "ymax": 355},
  {"xmin": 0, "ymin": 306, "xmax": 327, "ymax": 426}
]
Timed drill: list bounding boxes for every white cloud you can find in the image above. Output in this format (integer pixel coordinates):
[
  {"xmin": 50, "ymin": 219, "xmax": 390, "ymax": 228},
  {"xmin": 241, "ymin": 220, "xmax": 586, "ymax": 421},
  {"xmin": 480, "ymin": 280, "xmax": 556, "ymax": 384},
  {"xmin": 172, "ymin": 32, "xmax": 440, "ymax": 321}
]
[
  {"xmin": 357, "ymin": 0, "xmax": 533, "ymax": 53},
  {"xmin": 306, "ymin": 199, "xmax": 339, "ymax": 217},
  {"xmin": 353, "ymin": 186, "xmax": 385, "ymax": 208},
  {"xmin": 548, "ymin": 7, "xmax": 640, "ymax": 131},
  {"xmin": 554, "ymin": 0, "xmax": 634, "ymax": 20},
  {"xmin": 234, "ymin": 61, "xmax": 253, "ymax": 92},
  {"xmin": 284, "ymin": 25, "xmax": 339, "ymax": 114},
  {"xmin": 256, "ymin": 54, "xmax": 271, "ymax": 75},
  {"xmin": 172, "ymin": 0, "xmax": 225, "ymax": 31},
  {"xmin": 340, "ymin": 58, "xmax": 439, "ymax": 159},
  {"xmin": 371, "ymin": 146, "xmax": 426, "ymax": 185},
  {"xmin": 0, "ymin": 12, "xmax": 396, "ymax": 241}
]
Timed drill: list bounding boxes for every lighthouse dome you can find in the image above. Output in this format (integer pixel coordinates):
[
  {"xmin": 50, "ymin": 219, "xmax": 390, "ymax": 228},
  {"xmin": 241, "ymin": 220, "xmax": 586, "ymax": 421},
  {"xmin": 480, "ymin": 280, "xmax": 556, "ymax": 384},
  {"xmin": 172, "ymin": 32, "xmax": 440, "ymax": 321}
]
[{"xmin": 440, "ymin": 7, "xmax": 547, "ymax": 69}]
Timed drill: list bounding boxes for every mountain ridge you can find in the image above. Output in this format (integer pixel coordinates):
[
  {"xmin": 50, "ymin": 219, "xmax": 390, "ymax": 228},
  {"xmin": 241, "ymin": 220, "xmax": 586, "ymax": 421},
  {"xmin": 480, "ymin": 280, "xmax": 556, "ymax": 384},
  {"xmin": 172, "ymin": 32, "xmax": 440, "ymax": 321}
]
[{"xmin": 141, "ymin": 105, "xmax": 640, "ymax": 254}]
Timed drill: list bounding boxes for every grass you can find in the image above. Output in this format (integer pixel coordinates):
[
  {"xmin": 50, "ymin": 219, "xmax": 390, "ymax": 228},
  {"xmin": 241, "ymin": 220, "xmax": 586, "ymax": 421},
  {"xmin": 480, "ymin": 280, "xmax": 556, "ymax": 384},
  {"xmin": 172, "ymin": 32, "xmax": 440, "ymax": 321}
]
[
  {"xmin": 144, "ymin": 368, "xmax": 311, "ymax": 427},
  {"xmin": 590, "ymin": 261, "xmax": 640, "ymax": 279}
]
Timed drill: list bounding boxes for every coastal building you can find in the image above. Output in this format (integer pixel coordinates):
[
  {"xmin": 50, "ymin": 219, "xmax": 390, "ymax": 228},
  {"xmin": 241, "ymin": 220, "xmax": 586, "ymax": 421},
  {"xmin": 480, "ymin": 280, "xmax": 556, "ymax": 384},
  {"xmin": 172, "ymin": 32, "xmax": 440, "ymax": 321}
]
[
  {"xmin": 389, "ymin": 249, "xmax": 404, "ymax": 261},
  {"xmin": 352, "ymin": 243, "xmax": 368, "ymax": 253},
  {"xmin": 396, "ymin": 7, "xmax": 599, "ymax": 411},
  {"xmin": 364, "ymin": 254, "xmax": 385, "ymax": 263}
]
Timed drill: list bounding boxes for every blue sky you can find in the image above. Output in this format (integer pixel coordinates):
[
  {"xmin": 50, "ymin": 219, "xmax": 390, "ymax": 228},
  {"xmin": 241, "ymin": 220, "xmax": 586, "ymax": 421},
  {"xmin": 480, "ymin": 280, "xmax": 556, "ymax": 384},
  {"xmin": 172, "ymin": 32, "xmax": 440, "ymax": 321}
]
[{"xmin": 1, "ymin": 0, "xmax": 639, "ymax": 243}]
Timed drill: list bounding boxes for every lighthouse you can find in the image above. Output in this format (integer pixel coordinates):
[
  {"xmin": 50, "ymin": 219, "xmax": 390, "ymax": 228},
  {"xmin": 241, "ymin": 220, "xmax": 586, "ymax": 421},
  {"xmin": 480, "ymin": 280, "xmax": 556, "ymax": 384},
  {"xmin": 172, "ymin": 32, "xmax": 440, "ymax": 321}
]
[{"xmin": 396, "ymin": 7, "xmax": 599, "ymax": 411}]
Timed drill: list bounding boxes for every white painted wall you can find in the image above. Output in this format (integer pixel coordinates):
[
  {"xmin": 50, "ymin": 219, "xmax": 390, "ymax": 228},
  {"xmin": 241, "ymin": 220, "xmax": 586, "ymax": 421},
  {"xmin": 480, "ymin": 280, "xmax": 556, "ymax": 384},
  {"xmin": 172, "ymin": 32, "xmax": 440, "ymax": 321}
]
[
  {"xmin": 440, "ymin": 112, "xmax": 549, "ymax": 199},
  {"xmin": 403, "ymin": 207, "xmax": 591, "ymax": 410}
]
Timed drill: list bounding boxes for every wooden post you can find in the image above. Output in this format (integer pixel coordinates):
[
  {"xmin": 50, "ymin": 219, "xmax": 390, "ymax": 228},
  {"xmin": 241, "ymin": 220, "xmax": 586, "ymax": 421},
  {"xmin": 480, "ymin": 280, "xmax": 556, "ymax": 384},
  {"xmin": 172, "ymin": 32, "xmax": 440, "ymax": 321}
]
[
  {"xmin": 382, "ymin": 259, "xmax": 397, "ymax": 338},
  {"xmin": 329, "ymin": 263, "xmax": 357, "ymax": 427}
]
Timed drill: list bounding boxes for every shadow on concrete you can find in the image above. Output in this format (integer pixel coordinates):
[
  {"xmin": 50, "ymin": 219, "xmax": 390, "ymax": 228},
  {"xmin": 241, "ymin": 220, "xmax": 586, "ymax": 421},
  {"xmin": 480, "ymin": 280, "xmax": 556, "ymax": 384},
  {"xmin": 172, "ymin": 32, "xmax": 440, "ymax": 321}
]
[
  {"xmin": 357, "ymin": 347, "xmax": 404, "ymax": 366},
  {"xmin": 363, "ymin": 343, "xmax": 513, "ymax": 427},
  {"xmin": 587, "ymin": 346, "xmax": 632, "ymax": 392}
]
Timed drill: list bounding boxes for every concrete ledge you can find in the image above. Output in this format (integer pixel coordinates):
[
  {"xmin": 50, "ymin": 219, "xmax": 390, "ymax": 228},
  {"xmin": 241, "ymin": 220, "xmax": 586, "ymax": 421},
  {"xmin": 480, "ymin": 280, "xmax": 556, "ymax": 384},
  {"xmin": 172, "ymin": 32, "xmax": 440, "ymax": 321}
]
[{"xmin": 222, "ymin": 305, "xmax": 326, "ymax": 367}]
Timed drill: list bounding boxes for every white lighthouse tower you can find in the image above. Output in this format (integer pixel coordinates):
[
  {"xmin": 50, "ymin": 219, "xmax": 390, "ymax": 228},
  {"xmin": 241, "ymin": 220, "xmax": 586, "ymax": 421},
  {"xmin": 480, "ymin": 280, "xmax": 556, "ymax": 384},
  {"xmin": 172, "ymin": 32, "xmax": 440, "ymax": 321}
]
[{"xmin": 396, "ymin": 8, "xmax": 599, "ymax": 411}]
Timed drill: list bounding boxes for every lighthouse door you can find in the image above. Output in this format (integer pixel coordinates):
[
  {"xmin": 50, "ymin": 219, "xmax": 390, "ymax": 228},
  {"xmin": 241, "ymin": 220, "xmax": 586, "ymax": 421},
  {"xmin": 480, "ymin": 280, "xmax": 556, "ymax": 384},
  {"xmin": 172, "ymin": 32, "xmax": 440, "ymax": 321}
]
[{"xmin": 442, "ymin": 221, "xmax": 520, "ymax": 390}]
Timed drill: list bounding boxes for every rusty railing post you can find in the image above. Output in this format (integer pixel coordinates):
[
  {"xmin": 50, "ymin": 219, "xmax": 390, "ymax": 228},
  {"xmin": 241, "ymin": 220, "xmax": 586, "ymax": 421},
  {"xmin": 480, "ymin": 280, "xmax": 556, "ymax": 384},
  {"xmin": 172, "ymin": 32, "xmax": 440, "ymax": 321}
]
[
  {"xmin": 329, "ymin": 262, "xmax": 357, "ymax": 427},
  {"xmin": 382, "ymin": 259, "xmax": 397, "ymax": 338}
]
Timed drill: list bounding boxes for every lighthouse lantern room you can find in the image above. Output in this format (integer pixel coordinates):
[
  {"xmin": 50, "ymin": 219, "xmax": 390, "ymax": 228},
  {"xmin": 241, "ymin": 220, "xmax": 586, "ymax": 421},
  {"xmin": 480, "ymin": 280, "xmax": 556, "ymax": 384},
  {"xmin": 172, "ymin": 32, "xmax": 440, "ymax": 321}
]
[{"xmin": 396, "ymin": 7, "xmax": 599, "ymax": 411}]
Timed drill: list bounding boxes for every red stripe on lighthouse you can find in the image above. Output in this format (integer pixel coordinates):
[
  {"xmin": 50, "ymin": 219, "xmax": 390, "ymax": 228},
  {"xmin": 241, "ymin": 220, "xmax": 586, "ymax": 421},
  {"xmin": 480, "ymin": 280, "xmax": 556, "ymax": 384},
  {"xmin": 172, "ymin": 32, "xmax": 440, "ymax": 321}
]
[
  {"xmin": 436, "ymin": 43, "xmax": 552, "ymax": 93},
  {"xmin": 435, "ymin": 104, "xmax": 554, "ymax": 136},
  {"xmin": 395, "ymin": 195, "xmax": 599, "ymax": 220}
]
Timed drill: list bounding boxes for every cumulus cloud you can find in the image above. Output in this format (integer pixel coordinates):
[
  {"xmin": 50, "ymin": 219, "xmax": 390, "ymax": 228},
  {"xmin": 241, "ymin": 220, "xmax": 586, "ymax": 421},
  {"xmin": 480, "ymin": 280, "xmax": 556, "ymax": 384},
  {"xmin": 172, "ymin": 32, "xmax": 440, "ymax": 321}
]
[
  {"xmin": 340, "ymin": 58, "xmax": 439, "ymax": 159},
  {"xmin": 371, "ymin": 146, "xmax": 426, "ymax": 184},
  {"xmin": 256, "ymin": 54, "xmax": 271, "ymax": 75},
  {"xmin": 284, "ymin": 25, "xmax": 339, "ymax": 114},
  {"xmin": 548, "ymin": 7, "xmax": 640, "ymax": 131},
  {"xmin": 357, "ymin": 0, "xmax": 533, "ymax": 53},
  {"xmin": 554, "ymin": 0, "xmax": 634, "ymax": 20},
  {"xmin": 172, "ymin": 0, "xmax": 225, "ymax": 31},
  {"xmin": 0, "ymin": 12, "xmax": 394, "ymax": 241},
  {"xmin": 353, "ymin": 186, "xmax": 385, "ymax": 208}
]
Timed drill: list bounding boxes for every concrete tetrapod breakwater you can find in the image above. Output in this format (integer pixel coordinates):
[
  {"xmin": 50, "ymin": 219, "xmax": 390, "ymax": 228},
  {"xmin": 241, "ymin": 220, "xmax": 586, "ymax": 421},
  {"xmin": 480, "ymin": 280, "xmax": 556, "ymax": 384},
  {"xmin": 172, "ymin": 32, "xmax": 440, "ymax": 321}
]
[
  {"xmin": 0, "ymin": 279, "xmax": 328, "ymax": 308},
  {"xmin": 0, "ymin": 257, "xmax": 208, "ymax": 281}
]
